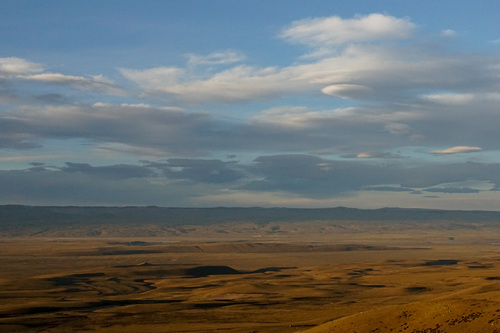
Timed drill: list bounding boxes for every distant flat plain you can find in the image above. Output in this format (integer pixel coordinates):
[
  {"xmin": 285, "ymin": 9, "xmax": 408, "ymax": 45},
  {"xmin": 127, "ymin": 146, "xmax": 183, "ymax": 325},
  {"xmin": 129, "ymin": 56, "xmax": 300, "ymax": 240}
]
[{"xmin": 2, "ymin": 206, "xmax": 500, "ymax": 332}]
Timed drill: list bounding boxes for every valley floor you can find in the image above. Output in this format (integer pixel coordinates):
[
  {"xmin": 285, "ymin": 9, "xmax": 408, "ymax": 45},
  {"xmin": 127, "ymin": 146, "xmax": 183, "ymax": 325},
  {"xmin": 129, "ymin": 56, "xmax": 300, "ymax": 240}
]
[{"xmin": 2, "ymin": 221, "xmax": 500, "ymax": 332}]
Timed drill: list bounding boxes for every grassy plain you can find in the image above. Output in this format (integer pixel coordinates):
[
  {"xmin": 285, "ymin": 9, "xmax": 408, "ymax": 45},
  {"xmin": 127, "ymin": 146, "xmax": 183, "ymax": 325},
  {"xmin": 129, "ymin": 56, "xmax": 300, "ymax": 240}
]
[{"xmin": 2, "ymin": 218, "xmax": 500, "ymax": 332}]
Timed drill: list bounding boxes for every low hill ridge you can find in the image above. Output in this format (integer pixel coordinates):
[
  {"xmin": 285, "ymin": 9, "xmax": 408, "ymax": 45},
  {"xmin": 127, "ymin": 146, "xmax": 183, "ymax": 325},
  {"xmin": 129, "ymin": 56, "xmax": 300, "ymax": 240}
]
[
  {"xmin": 2, "ymin": 205, "xmax": 500, "ymax": 225},
  {"xmin": 2, "ymin": 205, "xmax": 500, "ymax": 238}
]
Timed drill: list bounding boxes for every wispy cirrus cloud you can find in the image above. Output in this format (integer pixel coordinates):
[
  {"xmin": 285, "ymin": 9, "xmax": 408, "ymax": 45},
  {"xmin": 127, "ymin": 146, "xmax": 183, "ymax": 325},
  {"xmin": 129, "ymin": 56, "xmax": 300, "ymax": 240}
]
[
  {"xmin": 24, "ymin": 73, "xmax": 123, "ymax": 94},
  {"xmin": 0, "ymin": 155, "xmax": 59, "ymax": 163},
  {"xmin": 120, "ymin": 64, "xmax": 311, "ymax": 104},
  {"xmin": 0, "ymin": 57, "xmax": 122, "ymax": 95},
  {"xmin": 119, "ymin": 67, "xmax": 185, "ymax": 91},
  {"xmin": 424, "ymin": 187, "xmax": 480, "ymax": 194},
  {"xmin": 186, "ymin": 50, "xmax": 245, "ymax": 67},
  {"xmin": 421, "ymin": 93, "xmax": 474, "ymax": 105}
]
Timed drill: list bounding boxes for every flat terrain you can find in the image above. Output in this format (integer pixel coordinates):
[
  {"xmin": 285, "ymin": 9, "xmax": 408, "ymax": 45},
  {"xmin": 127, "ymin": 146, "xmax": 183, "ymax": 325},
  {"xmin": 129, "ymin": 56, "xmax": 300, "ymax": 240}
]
[{"xmin": 2, "ymin": 214, "xmax": 500, "ymax": 332}]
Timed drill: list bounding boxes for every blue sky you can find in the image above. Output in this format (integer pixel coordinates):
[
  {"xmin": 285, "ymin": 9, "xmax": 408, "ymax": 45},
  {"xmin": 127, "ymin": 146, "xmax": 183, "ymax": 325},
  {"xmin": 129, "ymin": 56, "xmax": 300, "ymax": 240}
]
[{"xmin": 1, "ymin": 1, "xmax": 500, "ymax": 209}]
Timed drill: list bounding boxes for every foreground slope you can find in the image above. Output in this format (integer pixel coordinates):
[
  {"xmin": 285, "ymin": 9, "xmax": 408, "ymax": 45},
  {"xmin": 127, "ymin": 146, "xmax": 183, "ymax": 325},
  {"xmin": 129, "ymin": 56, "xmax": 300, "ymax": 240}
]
[{"xmin": 305, "ymin": 299, "xmax": 500, "ymax": 333}]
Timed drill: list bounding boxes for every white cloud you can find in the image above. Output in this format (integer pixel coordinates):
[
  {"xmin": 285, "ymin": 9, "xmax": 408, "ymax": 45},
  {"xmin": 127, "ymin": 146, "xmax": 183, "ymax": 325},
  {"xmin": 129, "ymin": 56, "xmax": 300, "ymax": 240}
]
[
  {"xmin": 0, "ymin": 57, "xmax": 122, "ymax": 95},
  {"xmin": 120, "ymin": 43, "xmax": 399, "ymax": 104},
  {"xmin": 120, "ymin": 39, "xmax": 496, "ymax": 106},
  {"xmin": 186, "ymin": 50, "xmax": 245, "ymax": 67},
  {"xmin": 251, "ymin": 106, "xmax": 317, "ymax": 128},
  {"xmin": 440, "ymin": 29, "xmax": 457, "ymax": 37},
  {"xmin": 165, "ymin": 65, "xmax": 295, "ymax": 103},
  {"xmin": 122, "ymin": 64, "xmax": 310, "ymax": 103},
  {"xmin": 92, "ymin": 102, "xmax": 182, "ymax": 112},
  {"xmin": 25, "ymin": 73, "xmax": 123, "ymax": 94},
  {"xmin": 0, "ymin": 57, "xmax": 43, "ymax": 77},
  {"xmin": 430, "ymin": 146, "xmax": 482, "ymax": 154},
  {"xmin": 422, "ymin": 93, "xmax": 474, "ymax": 105},
  {"xmin": 115, "ymin": 15, "xmax": 425, "ymax": 104},
  {"xmin": 250, "ymin": 105, "xmax": 420, "ymax": 134},
  {"xmin": 115, "ymin": 12, "xmax": 500, "ymax": 106},
  {"xmin": 280, "ymin": 13, "xmax": 415, "ymax": 57}
]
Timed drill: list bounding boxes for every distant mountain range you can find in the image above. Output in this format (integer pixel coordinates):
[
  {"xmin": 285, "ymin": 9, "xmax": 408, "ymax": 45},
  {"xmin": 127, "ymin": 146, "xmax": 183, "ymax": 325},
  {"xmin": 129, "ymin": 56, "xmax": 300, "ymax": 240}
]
[{"xmin": 2, "ymin": 205, "xmax": 500, "ymax": 226}]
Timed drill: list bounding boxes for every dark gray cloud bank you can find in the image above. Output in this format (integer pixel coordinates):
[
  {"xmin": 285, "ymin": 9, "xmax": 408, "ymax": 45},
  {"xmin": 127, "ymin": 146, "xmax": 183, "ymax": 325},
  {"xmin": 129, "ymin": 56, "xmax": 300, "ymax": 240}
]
[{"xmin": 1, "ymin": 157, "xmax": 499, "ymax": 207}]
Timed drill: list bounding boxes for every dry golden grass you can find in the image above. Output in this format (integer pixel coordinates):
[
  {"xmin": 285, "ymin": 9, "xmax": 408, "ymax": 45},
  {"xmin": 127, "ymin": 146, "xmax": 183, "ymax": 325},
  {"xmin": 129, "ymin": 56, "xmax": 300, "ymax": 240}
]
[{"xmin": 2, "ymin": 222, "xmax": 500, "ymax": 332}]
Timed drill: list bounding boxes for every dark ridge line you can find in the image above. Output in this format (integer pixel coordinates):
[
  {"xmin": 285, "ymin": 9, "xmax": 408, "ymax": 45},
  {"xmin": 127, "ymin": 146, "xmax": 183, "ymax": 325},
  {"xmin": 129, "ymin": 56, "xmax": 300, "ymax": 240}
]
[
  {"xmin": 3, "ymin": 204, "xmax": 500, "ymax": 213},
  {"xmin": 3, "ymin": 206, "xmax": 500, "ymax": 227}
]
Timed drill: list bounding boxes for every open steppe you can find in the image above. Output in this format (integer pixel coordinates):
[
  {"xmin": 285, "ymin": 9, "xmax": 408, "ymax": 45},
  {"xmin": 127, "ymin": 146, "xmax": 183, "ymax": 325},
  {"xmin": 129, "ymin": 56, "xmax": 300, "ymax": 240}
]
[{"xmin": 3, "ymin": 207, "xmax": 500, "ymax": 332}]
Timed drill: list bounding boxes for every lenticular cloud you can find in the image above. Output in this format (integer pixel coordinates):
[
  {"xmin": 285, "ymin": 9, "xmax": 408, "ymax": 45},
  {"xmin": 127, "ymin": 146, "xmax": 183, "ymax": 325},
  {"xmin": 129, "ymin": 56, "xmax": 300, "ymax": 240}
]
[{"xmin": 430, "ymin": 146, "xmax": 482, "ymax": 154}]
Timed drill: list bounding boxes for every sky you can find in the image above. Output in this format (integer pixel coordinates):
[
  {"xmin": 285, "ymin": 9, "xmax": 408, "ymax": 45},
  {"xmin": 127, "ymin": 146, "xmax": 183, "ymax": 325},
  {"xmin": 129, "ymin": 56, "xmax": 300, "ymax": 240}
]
[{"xmin": 1, "ymin": 1, "xmax": 500, "ymax": 209}]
